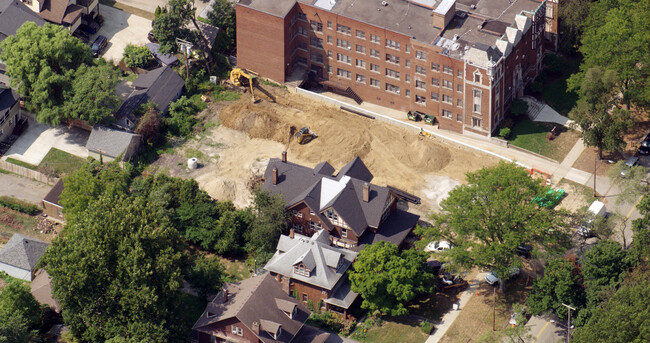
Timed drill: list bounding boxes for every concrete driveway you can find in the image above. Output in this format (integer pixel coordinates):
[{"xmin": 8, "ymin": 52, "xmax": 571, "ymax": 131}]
[
  {"xmin": 115, "ymin": 0, "xmax": 212, "ymax": 17},
  {"xmin": 0, "ymin": 173, "xmax": 52, "ymax": 205},
  {"xmin": 92, "ymin": 4, "xmax": 151, "ymax": 63},
  {"xmin": 1, "ymin": 120, "xmax": 89, "ymax": 165}
]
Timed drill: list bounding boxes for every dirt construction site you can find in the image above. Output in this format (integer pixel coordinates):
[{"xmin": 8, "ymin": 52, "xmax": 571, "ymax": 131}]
[{"xmin": 150, "ymin": 84, "xmax": 499, "ymax": 213}]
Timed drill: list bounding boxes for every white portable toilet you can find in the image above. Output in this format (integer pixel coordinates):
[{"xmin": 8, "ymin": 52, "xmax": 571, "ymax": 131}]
[{"xmin": 187, "ymin": 158, "xmax": 198, "ymax": 169}]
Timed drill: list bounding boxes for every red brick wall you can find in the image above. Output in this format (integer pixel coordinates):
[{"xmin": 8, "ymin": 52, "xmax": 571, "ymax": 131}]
[
  {"xmin": 236, "ymin": 5, "xmax": 288, "ymax": 82},
  {"xmin": 197, "ymin": 317, "xmax": 259, "ymax": 343},
  {"xmin": 288, "ymin": 202, "xmax": 326, "ymax": 237},
  {"xmin": 291, "ymin": 278, "xmax": 329, "ymax": 307}
]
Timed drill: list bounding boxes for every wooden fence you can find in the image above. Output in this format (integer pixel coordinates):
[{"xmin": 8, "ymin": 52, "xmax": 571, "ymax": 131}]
[{"xmin": 0, "ymin": 160, "xmax": 59, "ymax": 185}]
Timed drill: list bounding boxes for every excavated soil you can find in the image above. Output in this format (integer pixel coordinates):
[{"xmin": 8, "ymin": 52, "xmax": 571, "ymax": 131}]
[{"xmin": 154, "ymin": 86, "xmax": 499, "ymax": 212}]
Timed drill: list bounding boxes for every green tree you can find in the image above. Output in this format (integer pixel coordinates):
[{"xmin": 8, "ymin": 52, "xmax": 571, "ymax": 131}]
[
  {"xmin": 41, "ymin": 195, "xmax": 187, "ymax": 342},
  {"xmin": 573, "ymin": 266, "xmax": 650, "ymax": 343},
  {"xmin": 416, "ymin": 162, "xmax": 571, "ymax": 290},
  {"xmin": 568, "ymin": 67, "xmax": 633, "ymax": 158},
  {"xmin": 186, "ymin": 254, "xmax": 224, "ymax": 299},
  {"xmin": 245, "ymin": 189, "xmax": 289, "ymax": 259},
  {"xmin": 165, "ymin": 95, "xmax": 200, "ymax": 137},
  {"xmin": 123, "ymin": 44, "xmax": 155, "ymax": 68},
  {"xmin": 64, "ymin": 63, "xmax": 121, "ymax": 125},
  {"xmin": 629, "ymin": 195, "xmax": 650, "ymax": 263},
  {"xmin": 526, "ymin": 257, "xmax": 586, "ymax": 320},
  {"xmin": 0, "ymin": 281, "xmax": 42, "ymax": 330},
  {"xmin": 349, "ymin": 242, "xmax": 434, "ymax": 316},
  {"xmin": 206, "ymin": 0, "xmax": 236, "ymax": 52},
  {"xmin": 0, "ymin": 312, "xmax": 33, "ymax": 343},
  {"xmin": 0, "ymin": 22, "xmax": 92, "ymax": 99}
]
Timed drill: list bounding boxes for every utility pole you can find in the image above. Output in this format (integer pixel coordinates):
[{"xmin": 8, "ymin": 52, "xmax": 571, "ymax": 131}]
[
  {"xmin": 593, "ymin": 153, "xmax": 597, "ymax": 197},
  {"xmin": 562, "ymin": 303, "xmax": 576, "ymax": 343},
  {"xmin": 175, "ymin": 38, "xmax": 193, "ymax": 80},
  {"xmin": 493, "ymin": 286, "xmax": 496, "ymax": 331}
]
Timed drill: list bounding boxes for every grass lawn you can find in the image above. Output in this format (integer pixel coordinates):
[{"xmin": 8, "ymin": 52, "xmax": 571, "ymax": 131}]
[
  {"xmin": 354, "ymin": 319, "xmax": 429, "ymax": 343},
  {"xmin": 217, "ymin": 256, "xmax": 252, "ymax": 282},
  {"xmin": 509, "ymin": 120, "xmax": 580, "ymax": 161},
  {"xmin": 540, "ymin": 55, "xmax": 580, "ymax": 117},
  {"xmin": 5, "ymin": 157, "xmax": 37, "ymax": 170},
  {"xmin": 39, "ymin": 148, "xmax": 87, "ymax": 177}
]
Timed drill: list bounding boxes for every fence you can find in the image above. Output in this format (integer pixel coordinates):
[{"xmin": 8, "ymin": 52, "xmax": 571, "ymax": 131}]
[{"xmin": 0, "ymin": 160, "xmax": 59, "ymax": 185}]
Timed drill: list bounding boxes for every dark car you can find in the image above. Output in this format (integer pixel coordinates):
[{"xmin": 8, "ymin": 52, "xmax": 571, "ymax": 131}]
[
  {"xmin": 638, "ymin": 133, "xmax": 650, "ymax": 155},
  {"xmin": 91, "ymin": 35, "xmax": 107, "ymax": 57},
  {"xmin": 516, "ymin": 245, "xmax": 533, "ymax": 258},
  {"xmin": 147, "ymin": 31, "xmax": 157, "ymax": 43},
  {"xmin": 72, "ymin": 30, "xmax": 89, "ymax": 44},
  {"xmin": 620, "ymin": 156, "xmax": 640, "ymax": 177},
  {"xmin": 79, "ymin": 21, "xmax": 100, "ymax": 35}
]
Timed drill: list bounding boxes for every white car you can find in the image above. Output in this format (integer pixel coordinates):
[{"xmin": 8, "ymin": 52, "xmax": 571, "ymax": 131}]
[{"xmin": 424, "ymin": 240, "xmax": 452, "ymax": 253}]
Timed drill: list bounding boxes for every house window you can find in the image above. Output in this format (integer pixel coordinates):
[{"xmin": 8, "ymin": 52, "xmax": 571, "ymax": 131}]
[
  {"xmin": 385, "ymin": 53, "xmax": 400, "ymax": 65},
  {"xmin": 356, "ymin": 44, "xmax": 366, "ymax": 54},
  {"xmin": 416, "ymin": 80, "xmax": 426, "ymax": 90},
  {"xmin": 472, "ymin": 117, "xmax": 482, "ymax": 127},
  {"xmin": 327, "ymin": 66, "xmax": 332, "ymax": 73},
  {"xmin": 406, "ymin": 59, "xmax": 411, "ymax": 68},
  {"xmin": 356, "ymin": 30, "xmax": 366, "ymax": 39},
  {"xmin": 309, "ymin": 209, "xmax": 315, "ymax": 215},
  {"xmin": 336, "ymin": 39, "xmax": 351, "ymax": 49},
  {"xmin": 405, "ymin": 74, "xmax": 410, "ymax": 82},
  {"xmin": 415, "ymin": 95, "xmax": 426, "ymax": 105},
  {"xmin": 342, "ymin": 228, "xmax": 348, "ymax": 238},
  {"xmin": 457, "ymin": 70, "xmax": 463, "ymax": 78},
  {"xmin": 405, "ymin": 89, "xmax": 410, "ymax": 97},
  {"xmin": 296, "ymin": 42, "xmax": 307, "ymax": 51},
  {"xmin": 326, "ymin": 209, "xmax": 338, "ymax": 221},
  {"xmin": 385, "ymin": 83, "xmax": 400, "ymax": 94},
  {"xmin": 443, "ymin": 65, "xmax": 453, "ymax": 74},
  {"xmin": 370, "ymin": 64, "xmax": 380, "ymax": 73},
  {"xmin": 292, "ymin": 223, "xmax": 303, "ymax": 232},
  {"xmin": 337, "ymin": 53, "xmax": 351, "ymax": 64},
  {"xmin": 327, "ymin": 36, "xmax": 332, "ymax": 44},
  {"xmin": 474, "ymin": 72, "xmax": 481, "ymax": 83},
  {"xmin": 294, "ymin": 264, "xmax": 311, "ymax": 277},
  {"xmin": 405, "ymin": 45, "xmax": 411, "ymax": 53},
  {"xmin": 311, "ymin": 53, "xmax": 323, "ymax": 64},
  {"xmin": 385, "ymin": 38, "xmax": 400, "ymax": 50},
  {"xmin": 337, "ymin": 68, "xmax": 351, "ymax": 79},
  {"xmin": 415, "ymin": 50, "xmax": 426, "ymax": 60},
  {"xmin": 310, "ymin": 20, "xmax": 323, "ymax": 32},
  {"xmin": 356, "ymin": 59, "xmax": 366, "ymax": 68},
  {"xmin": 297, "ymin": 12, "xmax": 306, "ymax": 21},
  {"xmin": 232, "ymin": 326, "xmax": 243, "ymax": 336},
  {"xmin": 385, "ymin": 68, "xmax": 400, "ymax": 79},
  {"xmin": 336, "ymin": 24, "xmax": 351, "ymax": 35},
  {"xmin": 442, "ymin": 110, "xmax": 452, "ymax": 119},
  {"xmin": 310, "ymin": 36, "xmax": 323, "ymax": 49},
  {"xmin": 457, "ymin": 84, "xmax": 463, "ymax": 92},
  {"xmin": 457, "ymin": 99, "xmax": 463, "ymax": 107},
  {"xmin": 431, "ymin": 92, "xmax": 439, "ymax": 101},
  {"xmin": 416, "ymin": 65, "xmax": 426, "ymax": 75},
  {"xmin": 297, "ymin": 26, "xmax": 307, "ymax": 36},
  {"xmin": 457, "ymin": 114, "xmax": 462, "ymax": 122},
  {"xmin": 370, "ymin": 34, "xmax": 380, "ymax": 44},
  {"xmin": 370, "ymin": 49, "xmax": 380, "ymax": 59},
  {"xmin": 431, "ymin": 62, "xmax": 440, "ymax": 71},
  {"xmin": 442, "ymin": 94, "xmax": 452, "ymax": 104},
  {"xmin": 370, "ymin": 78, "xmax": 380, "ymax": 87},
  {"xmin": 356, "ymin": 74, "xmax": 366, "ymax": 83},
  {"xmin": 327, "ymin": 50, "xmax": 332, "ymax": 59},
  {"xmin": 473, "ymin": 89, "xmax": 482, "ymax": 113},
  {"xmin": 442, "ymin": 79, "xmax": 452, "ymax": 89},
  {"xmin": 327, "ymin": 21, "xmax": 332, "ymax": 29},
  {"xmin": 302, "ymin": 294, "xmax": 308, "ymax": 302},
  {"xmin": 291, "ymin": 210, "xmax": 303, "ymax": 218},
  {"xmin": 431, "ymin": 78, "xmax": 440, "ymax": 86}
]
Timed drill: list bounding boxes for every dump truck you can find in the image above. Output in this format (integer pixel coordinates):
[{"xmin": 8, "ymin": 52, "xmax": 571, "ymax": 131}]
[{"xmin": 294, "ymin": 127, "xmax": 317, "ymax": 144}]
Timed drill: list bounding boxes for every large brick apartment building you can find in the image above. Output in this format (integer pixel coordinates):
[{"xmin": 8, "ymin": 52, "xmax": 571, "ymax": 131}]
[{"xmin": 236, "ymin": 0, "xmax": 557, "ymax": 137}]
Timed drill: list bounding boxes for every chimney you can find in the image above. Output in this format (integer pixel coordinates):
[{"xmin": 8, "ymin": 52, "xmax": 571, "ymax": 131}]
[
  {"xmin": 363, "ymin": 182, "xmax": 370, "ymax": 202},
  {"xmin": 282, "ymin": 151, "xmax": 287, "ymax": 163},
  {"xmin": 290, "ymin": 228, "xmax": 295, "ymax": 238},
  {"xmin": 272, "ymin": 167, "xmax": 279, "ymax": 185},
  {"xmin": 252, "ymin": 321, "xmax": 260, "ymax": 335},
  {"xmin": 222, "ymin": 287, "xmax": 228, "ymax": 302}
]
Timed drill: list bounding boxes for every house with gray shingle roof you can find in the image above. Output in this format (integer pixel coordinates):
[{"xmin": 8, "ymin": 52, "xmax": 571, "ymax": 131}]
[
  {"xmin": 264, "ymin": 230, "xmax": 359, "ymax": 317},
  {"xmin": 262, "ymin": 152, "xmax": 420, "ymax": 250},
  {"xmin": 86, "ymin": 125, "xmax": 141, "ymax": 163},
  {"xmin": 0, "ymin": 233, "xmax": 49, "ymax": 281},
  {"xmin": 193, "ymin": 273, "xmax": 311, "ymax": 343}
]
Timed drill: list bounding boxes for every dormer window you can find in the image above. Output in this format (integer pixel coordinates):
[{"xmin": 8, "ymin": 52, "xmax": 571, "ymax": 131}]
[
  {"xmin": 341, "ymin": 228, "xmax": 348, "ymax": 238},
  {"xmin": 282, "ymin": 306, "xmax": 297, "ymax": 319},
  {"xmin": 325, "ymin": 209, "xmax": 338, "ymax": 221},
  {"xmin": 294, "ymin": 263, "xmax": 311, "ymax": 277}
]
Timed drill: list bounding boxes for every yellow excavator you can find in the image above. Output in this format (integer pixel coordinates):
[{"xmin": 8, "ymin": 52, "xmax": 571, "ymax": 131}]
[
  {"xmin": 294, "ymin": 127, "xmax": 317, "ymax": 144},
  {"xmin": 229, "ymin": 67, "xmax": 257, "ymax": 102}
]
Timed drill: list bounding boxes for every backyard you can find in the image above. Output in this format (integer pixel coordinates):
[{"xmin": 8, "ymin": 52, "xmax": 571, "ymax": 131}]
[
  {"xmin": 6, "ymin": 148, "xmax": 87, "ymax": 177},
  {"xmin": 508, "ymin": 120, "xmax": 580, "ymax": 161},
  {"xmin": 0, "ymin": 207, "xmax": 55, "ymax": 244},
  {"xmin": 538, "ymin": 54, "xmax": 581, "ymax": 117}
]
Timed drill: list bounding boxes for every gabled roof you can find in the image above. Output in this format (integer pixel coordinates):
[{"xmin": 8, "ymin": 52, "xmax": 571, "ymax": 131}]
[
  {"xmin": 43, "ymin": 178, "xmax": 64, "ymax": 206},
  {"xmin": 264, "ymin": 231, "xmax": 357, "ymax": 291},
  {"xmin": 0, "ymin": 233, "xmax": 48, "ymax": 271},
  {"xmin": 0, "ymin": 0, "xmax": 45, "ymax": 45},
  {"xmin": 38, "ymin": 0, "xmax": 81, "ymax": 25},
  {"xmin": 86, "ymin": 125, "xmax": 140, "ymax": 159},
  {"xmin": 262, "ymin": 156, "xmax": 392, "ymax": 236},
  {"xmin": 193, "ymin": 274, "xmax": 309, "ymax": 343},
  {"xmin": 114, "ymin": 65, "xmax": 185, "ymax": 122}
]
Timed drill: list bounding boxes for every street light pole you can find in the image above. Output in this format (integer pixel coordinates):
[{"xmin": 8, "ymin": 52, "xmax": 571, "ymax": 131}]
[{"xmin": 562, "ymin": 303, "xmax": 576, "ymax": 343}]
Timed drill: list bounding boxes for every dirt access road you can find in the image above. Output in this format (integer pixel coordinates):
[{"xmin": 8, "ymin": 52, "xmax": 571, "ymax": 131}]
[{"xmin": 150, "ymin": 86, "xmax": 499, "ymax": 212}]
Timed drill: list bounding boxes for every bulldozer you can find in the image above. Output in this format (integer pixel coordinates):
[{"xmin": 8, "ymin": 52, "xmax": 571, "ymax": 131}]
[
  {"xmin": 229, "ymin": 67, "xmax": 277, "ymax": 103},
  {"xmin": 294, "ymin": 127, "xmax": 317, "ymax": 144}
]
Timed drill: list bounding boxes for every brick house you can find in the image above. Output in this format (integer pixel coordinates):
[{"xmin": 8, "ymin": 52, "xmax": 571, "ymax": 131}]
[
  {"xmin": 236, "ymin": 0, "xmax": 551, "ymax": 137},
  {"xmin": 21, "ymin": 0, "xmax": 99, "ymax": 32},
  {"xmin": 193, "ymin": 273, "xmax": 310, "ymax": 343},
  {"xmin": 262, "ymin": 152, "xmax": 420, "ymax": 250},
  {"xmin": 264, "ymin": 230, "xmax": 358, "ymax": 317}
]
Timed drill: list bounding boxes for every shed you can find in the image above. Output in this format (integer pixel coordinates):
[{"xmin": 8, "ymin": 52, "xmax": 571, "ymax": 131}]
[
  {"xmin": 86, "ymin": 125, "xmax": 141, "ymax": 163},
  {"xmin": 0, "ymin": 233, "xmax": 49, "ymax": 281},
  {"xmin": 42, "ymin": 178, "xmax": 64, "ymax": 222}
]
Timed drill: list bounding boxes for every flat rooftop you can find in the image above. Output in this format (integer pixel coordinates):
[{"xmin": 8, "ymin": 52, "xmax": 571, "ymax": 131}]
[{"xmin": 240, "ymin": 0, "xmax": 544, "ymax": 59}]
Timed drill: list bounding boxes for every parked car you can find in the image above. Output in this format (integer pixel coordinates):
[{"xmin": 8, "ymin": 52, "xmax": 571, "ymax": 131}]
[
  {"xmin": 147, "ymin": 31, "xmax": 157, "ymax": 43},
  {"xmin": 424, "ymin": 240, "xmax": 452, "ymax": 253},
  {"xmin": 91, "ymin": 35, "xmax": 107, "ymax": 57},
  {"xmin": 620, "ymin": 156, "xmax": 640, "ymax": 177},
  {"xmin": 577, "ymin": 200, "xmax": 608, "ymax": 238},
  {"xmin": 72, "ymin": 30, "xmax": 89, "ymax": 44},
  {"xmin": 516, "ymin": 245, "xmax": 533, "ymax": 258},
  {"xmin": 485, "ymin": 267, "xmax": 520, "ymax": 285},
  {"xmin": 639, "ymin": 134, "xmax": 650, "ymax": 155},
  {"xmin": 79, "ymin": 21, "xmax": 100, "ymax": 35}
]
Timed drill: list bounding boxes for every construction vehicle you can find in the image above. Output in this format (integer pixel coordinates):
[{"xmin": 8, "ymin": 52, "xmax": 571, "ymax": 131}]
[
  {"xmin": 294, "ymin": 127, "xmax": 317, "ymax": 144},
  {"xmin": 229, "ymin": 67, "xmax": 277, "ymax": 103}
]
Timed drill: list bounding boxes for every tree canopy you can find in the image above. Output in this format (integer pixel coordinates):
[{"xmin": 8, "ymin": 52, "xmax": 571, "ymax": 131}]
[
  {"xmin": 0, "ymin": 281, "xmax": 42, "ymax": 342},
  {"xmin": 123, "ymin": 44, "xmax": 155, "ymax": 69},
  {"xmin": 245, "ymin": 189, "xmax": 290, "ymax": 260},
  {"xmin": 349, "ymin": 242, "xmax": 434, "ymax": 316},
  {"xmin": 526, "ymin": 257, "xmax": 586, "ymax": 320},
  {"xmin": 416, "ymin": 162, "xmax": 571, "ymax": 289},
  {"xmin": 206, "ymin": 0, "xmax": 236, "ymax": 52}
]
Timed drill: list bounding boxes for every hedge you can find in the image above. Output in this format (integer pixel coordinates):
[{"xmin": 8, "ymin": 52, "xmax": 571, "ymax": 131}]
[{"xmin": 0, "ymin": 196, "xmax": 40, "ymax": 215}]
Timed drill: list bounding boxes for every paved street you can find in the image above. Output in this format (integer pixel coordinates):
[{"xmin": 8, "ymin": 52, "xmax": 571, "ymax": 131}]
[
  {"xmin": 0, "ymin": 173, "xmax": 51, "ymax": 205},
  {"xmin": 527, "ymin": 314, "xmax": 566, "ymax": 343}
]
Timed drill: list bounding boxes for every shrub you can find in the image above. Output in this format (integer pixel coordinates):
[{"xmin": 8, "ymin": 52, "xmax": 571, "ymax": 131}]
[
  {"xmin": 0, "ymin": 196, "xmax": 39, "ymax": 215},
  {"xmin": 499, "ymin": 127, "xmax": 511, "ymax": 139},
  {"xmin": 165, "ymin": 96, "xmax": 200, "ymax": 137},
  {"xmin": 420, "ymin": 320, "xmax": 434, "ymax": 334},
  {"xmin": 500, "ymin": 117, "xmax": 515, "ymax": 129},
  {"xmin": 123, "ymin": 44, "xmax": 154, "ymax": 69}
]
